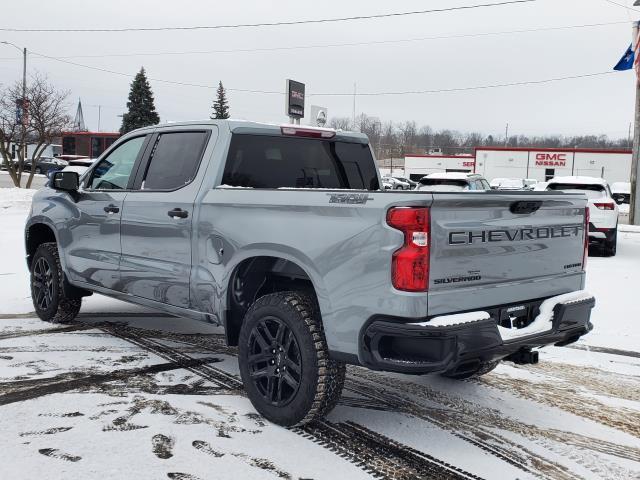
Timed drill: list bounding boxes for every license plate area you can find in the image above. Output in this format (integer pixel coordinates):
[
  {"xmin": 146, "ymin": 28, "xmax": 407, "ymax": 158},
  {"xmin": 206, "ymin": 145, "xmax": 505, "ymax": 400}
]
[{"xmin": 498, "ymin": 302, "xmax": 539, "ymax": 330}]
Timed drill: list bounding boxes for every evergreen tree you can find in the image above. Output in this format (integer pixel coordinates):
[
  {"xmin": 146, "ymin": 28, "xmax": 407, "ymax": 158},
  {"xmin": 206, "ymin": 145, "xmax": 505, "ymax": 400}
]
[
  {"xmin": 211, "ymin": 81, "xmax": 230, "ymax": 119},
  {"xmin": 120, "ymin": 67, "xmax": 160, "ymax": 134}
]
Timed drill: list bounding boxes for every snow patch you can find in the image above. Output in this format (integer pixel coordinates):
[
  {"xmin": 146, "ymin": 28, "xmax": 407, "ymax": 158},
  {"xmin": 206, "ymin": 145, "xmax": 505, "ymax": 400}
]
[
  {"xmin": 410, "ymin": 311, "xmax": 490, "ymax": 327},
  {"xmin": 498, "ymin": 290, "xmax": 593, "ymax": 341}
]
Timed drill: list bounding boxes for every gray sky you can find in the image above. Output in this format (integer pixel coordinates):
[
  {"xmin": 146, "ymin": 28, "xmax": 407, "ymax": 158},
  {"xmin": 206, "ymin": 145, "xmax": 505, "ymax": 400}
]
[{"xmin": 0, "ymin": 0, "xmax": 636, "ymax": 139}]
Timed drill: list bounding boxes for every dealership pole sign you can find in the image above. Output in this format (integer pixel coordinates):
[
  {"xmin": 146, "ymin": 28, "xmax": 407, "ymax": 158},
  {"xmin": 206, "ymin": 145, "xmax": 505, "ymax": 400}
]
[{"xmin": 286, "ymin": 79, "xmax": 305, "ymax": 123}]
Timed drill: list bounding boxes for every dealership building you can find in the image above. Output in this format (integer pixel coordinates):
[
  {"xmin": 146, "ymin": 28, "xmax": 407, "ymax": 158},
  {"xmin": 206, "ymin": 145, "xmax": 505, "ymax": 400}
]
[{"xmin": 403, "ymin": 147, "xmax": 632, "ymax": 183}]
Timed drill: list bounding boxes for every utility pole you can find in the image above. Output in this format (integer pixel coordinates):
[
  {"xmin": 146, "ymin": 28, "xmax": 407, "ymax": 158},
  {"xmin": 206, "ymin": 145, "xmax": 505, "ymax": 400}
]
[
  {"xmin": 631, "ymin": 22, "xmax": 640, "ymax": 225},
  {"xmin": 21, "ymin": 47, "xmax": 27, "ymax": 168},
  {"xmin": 504, "ymin": 123, "xmax": 509, "ymax": 147},
  {"xmin": 352, "ymin": 83, "xmax": 356, "ymax": 132}
]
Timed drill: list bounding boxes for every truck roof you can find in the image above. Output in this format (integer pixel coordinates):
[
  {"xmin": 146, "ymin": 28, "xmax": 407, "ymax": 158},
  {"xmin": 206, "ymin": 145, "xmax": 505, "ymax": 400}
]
[{"xmin": 132, "ymin": 120, "xmax": 369, "ymax": 143}]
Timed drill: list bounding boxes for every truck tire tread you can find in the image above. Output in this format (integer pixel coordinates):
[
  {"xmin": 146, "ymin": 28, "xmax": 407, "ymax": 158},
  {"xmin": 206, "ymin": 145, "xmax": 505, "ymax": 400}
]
[
  {"xmin": 31, "ymin": 242, "xmax": 81, "ymax": 324},
  {"xmin": 238, "ymin": 291, "xmax": 345, "ymax": 427}
]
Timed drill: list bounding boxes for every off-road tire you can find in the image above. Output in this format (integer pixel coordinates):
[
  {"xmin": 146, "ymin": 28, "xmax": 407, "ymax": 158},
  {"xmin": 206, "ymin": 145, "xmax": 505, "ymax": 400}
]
[
  {"xmin": 30, "ymin": 242, "xmax": 81, "ymax": 324},
  {"xmin": 443, "ymin": 360, "xmax": 500, "ymax": 380},
  {"xmin": 604, "ymin": 228, "xmax": 617, "ymax": 257},
  {"xmin": 238, "ymin": 291, "xmax": 346, "ymax": 427}
]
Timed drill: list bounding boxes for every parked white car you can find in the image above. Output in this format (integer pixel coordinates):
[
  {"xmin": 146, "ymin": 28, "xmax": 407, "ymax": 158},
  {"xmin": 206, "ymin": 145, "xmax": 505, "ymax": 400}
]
[
  {"xmin": 610, "ymin": 181, "xmax": 630, "ymax": 225},
  {"xmin": 546, "ymin": 176, "xmax": 619, "ymax": 256},
  {"xmin": 489, "ymin": 178, "xmax": 527, "ymax": 191},
  {"xmin": 417, "ymin": 172, "xmax": 491, "ymax": 192},
  {"xmin": 383, "ymin": 176, "xmax": 411, "ymax": 190}
]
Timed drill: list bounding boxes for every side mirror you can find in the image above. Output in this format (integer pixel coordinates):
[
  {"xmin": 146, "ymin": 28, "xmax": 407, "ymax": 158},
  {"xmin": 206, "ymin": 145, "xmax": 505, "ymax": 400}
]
[{"xmin": 52, "ymin": 171, "xmax": 79, "ymax": 192}]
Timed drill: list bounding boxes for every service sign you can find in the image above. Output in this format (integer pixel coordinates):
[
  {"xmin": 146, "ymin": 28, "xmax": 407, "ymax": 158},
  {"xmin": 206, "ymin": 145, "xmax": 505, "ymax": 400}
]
[
  {"xmin": 286, "ymin": 79, "xmax": 305, "ymax": 118},
  {"xmin": 533, "ymin": 152, "xmax": 568, "ymax": 167}
]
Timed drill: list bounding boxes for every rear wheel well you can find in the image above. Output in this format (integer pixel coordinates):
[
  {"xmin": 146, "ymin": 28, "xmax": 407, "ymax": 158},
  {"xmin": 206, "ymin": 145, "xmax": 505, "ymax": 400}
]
[
  {"xmin": 26, "ymin": 224, "xmax": 57, "ymax": 268},
  {"xmin": 225, "ymin": 256, "xmax": 315, "ymax": 346}
]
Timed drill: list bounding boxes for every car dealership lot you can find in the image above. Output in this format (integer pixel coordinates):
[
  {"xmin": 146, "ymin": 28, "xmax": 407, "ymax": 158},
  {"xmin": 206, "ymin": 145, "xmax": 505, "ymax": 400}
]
[{"xmin": 1, "ymin": 188, "xmax": 639, "ymax": 480}]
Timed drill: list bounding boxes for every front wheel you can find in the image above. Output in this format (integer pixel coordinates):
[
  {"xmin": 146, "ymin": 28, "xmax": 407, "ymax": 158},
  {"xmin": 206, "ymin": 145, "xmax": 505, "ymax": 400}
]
[
  {"xmin": 30, "ymin": 243, "xmax": 81, "ymax": 323},
  {"xmin": 238, "ymin": 291, "xmax": 345, "ymax": 427}
]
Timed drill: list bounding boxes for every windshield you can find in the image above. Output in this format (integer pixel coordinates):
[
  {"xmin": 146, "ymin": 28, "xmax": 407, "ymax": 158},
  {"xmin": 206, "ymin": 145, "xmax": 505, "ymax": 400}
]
[
  {"xmin": 546, "ymin": 183, "xmax": 607, "ymax": 199},
  {"xmin": 417, "ymin": 179, "xmax": 469, "ymax": 192}
]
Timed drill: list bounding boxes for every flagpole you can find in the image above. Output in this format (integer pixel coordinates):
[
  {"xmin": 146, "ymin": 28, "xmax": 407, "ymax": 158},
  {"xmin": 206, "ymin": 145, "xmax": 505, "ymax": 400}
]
[{"xmin": 631, "ymin": 21, "xmax": 640, "ymax": 225}]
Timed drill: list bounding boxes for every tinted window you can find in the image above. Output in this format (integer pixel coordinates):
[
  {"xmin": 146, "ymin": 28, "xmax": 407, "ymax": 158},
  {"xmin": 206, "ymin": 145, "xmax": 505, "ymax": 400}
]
[
  {"xmin": 546, "ymin": 183, "xmax": 607, "ymax": 199},
  {"xmin": 88, "ymin": 136, "xmax": 145, "ymax": 190},
  {"xmin": 142, "ymin": 132, "xmax": 208, "ymax": 190},
  {"xmin": 418, "ymin": 179, "xmax": 469, "ymax": 192},
  {"xmin": 62, "ymin": 136, "xmax": 76, "ymax": 155},
  {"xmin": 222, "ymin": 134, "xmax": 379, "ymax": 190},
  {"xmin": 91, "ymin": 137, "xmax": 103, "ymax": 158}
]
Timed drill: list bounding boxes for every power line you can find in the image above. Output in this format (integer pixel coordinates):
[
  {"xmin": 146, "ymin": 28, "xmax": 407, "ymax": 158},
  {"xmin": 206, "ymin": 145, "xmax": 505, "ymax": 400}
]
[
  {"xmin": 29, "ymin": 50, "xmax": 283, "ymax": 94},
  {"xmin": 602, "ymin": 0, "xmax": 640, "ymax": 13},
  {"xmin": 310, "ymin": 71, "xmax": 619, "ymax": 96},
  {"xmin": 0, "ymin": 0, "xmax": 535, "ymax": 32},
  {"xmin": 29, "ymin": 48, "xmax": 621, "ymax": 97},
  {"xmin": 0, "ymin": 20, "xmax": 626, "ymax": 61}
]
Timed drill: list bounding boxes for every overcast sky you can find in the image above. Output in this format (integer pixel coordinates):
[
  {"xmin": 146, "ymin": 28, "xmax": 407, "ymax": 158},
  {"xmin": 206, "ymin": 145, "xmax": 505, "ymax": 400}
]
[{"xmin": 0, "ymin": 0, "xmax": 637, "ymax": 139}]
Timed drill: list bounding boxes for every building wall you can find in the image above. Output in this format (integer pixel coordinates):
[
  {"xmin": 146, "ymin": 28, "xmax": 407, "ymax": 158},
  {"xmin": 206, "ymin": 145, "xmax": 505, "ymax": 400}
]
[
  {"xmin": 479, "ymin": 148, "xmax": 631, "ymax": 183},
  {"xmin": 404, "ymin": 155, "xmax": 476, "ymax": 181}
]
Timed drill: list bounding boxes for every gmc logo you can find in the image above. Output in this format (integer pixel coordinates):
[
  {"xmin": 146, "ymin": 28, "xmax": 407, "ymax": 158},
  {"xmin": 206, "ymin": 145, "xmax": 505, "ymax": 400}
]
[{"xmin": 535, "ymin": 153, "xmax": 566, "ymax": 167}]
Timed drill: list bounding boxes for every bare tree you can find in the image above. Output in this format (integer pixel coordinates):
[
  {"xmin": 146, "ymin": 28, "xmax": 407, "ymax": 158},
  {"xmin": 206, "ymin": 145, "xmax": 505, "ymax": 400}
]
[
  {"xmin": 0, "ymin": 74, "xmax": 70, "ymax": 188},
  {"xmin": 328, "ymin": 116, "xmax": 352, "ymax": 131}
]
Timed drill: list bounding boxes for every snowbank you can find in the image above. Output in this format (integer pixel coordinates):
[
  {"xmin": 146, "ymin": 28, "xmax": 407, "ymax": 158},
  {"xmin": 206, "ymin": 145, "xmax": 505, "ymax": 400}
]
[{"xmin": 0, "ymin": 187, "xmax": 36, "ymax": 210}]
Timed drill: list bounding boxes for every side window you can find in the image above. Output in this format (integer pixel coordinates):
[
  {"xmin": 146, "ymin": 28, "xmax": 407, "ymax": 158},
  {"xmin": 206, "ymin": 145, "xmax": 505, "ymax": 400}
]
[
  {"xmin": 87, "ymin": 136, "xmax": 146, "ymax": 190},
  {"xmin": 468, "ymin": 180, "xmax": 477, "ymax": 190},
  {"xmin": 141, "ymin": 131, "xmax": 208, "ymax": 190},
  {"xmin": 480, "ymin": 179, "xmax": 490, "ymax": 190}
]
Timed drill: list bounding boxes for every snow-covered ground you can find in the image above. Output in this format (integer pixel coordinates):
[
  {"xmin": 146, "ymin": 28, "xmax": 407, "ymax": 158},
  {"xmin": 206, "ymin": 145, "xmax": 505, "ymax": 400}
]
[{"xmin": 1, "ymin": 187, "xmax": 639, "ymax": 479}]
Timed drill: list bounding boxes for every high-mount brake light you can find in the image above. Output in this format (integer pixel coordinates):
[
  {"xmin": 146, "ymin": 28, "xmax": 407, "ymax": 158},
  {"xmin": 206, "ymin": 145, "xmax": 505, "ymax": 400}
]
[
  {"xmin": 386, "ymin": 207, "xmax": 430, "ymax": 292},
  {"xmin": 280, "ymin": 125, "xmax": 336, "ymax": 138},
  {"xmin": 582, "ymin": 206, "xmax": 589, "ymax": 270},
  {"xmin": 593, "ymin": 202, "xmax": 615, "ymax": 210}
]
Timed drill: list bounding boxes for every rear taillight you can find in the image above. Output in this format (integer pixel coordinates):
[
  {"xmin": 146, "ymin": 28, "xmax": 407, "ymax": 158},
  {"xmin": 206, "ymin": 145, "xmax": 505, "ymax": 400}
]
[
  {"xmin": 386, "ymin": 207, "xmax": 430, "ymax": 292},
  {"xmin": 593, "ymin": 202, "xmax": 615, "ymax": 210},
  {"xmin": 582, "ymin": 206, "xmax": 589, "ymax": 270}
]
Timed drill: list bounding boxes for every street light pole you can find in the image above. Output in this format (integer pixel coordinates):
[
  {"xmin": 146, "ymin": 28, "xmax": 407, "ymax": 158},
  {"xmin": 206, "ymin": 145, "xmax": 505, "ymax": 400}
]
[{"xmin": 1, "ymin": 41, "xmax": 27, "ymax": 179}]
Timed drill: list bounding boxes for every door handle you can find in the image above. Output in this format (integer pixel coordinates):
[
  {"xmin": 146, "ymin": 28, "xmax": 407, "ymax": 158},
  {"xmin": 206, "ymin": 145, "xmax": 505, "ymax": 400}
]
[
  {"xmin": 104, "ymin": 204, "xmax": 120, "ymax": 214},
  {"xmin": 167, "ymin": 208, "xmax": 189, "ymax": 219}
]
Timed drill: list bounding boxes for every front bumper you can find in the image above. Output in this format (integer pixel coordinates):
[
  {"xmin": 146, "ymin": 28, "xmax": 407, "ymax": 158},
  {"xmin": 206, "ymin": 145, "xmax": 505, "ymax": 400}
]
[{"xmin": 359, "ymin": 292, "xmax": 595, "ymax": 375}]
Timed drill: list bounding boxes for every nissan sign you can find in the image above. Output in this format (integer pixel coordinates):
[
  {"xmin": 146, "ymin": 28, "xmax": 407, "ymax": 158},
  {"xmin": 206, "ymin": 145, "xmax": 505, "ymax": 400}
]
[
  {"xmin": 286, "ymin": 79, "xmax": 305, "ymax": 119},
  {"xmin": 534, "ymin": 153, "xmax": 567, "ymax": 167}
]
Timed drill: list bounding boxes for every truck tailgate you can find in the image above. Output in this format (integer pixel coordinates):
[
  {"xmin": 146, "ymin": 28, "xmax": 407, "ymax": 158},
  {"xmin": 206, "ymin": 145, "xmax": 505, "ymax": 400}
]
[{"xmin": 428, "ymin": 191, "xmax": 587, "ymax": 313}]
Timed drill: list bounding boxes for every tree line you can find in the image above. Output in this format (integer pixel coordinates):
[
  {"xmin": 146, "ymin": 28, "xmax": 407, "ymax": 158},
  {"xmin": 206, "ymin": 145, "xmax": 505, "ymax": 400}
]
[
  {"xmin": 329, "ymin": 113, "xmax": 630, "ymax": 160},
  {"xmin": 0, "ymin": 67, "xmax": 230, "ymax": 187}
]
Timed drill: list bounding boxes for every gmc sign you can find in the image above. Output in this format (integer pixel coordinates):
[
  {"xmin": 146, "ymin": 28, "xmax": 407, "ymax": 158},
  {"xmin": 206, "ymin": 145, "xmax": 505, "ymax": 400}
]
[{"xmin": 535, "ymin": 153, "xmax": 567, "ymax": 167}]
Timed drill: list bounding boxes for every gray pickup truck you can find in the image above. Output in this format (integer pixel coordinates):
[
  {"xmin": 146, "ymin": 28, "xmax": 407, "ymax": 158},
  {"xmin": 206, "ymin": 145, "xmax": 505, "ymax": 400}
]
[{"xmin": 25, "ymin": 120, "xmax": 595, "ymax": 426}]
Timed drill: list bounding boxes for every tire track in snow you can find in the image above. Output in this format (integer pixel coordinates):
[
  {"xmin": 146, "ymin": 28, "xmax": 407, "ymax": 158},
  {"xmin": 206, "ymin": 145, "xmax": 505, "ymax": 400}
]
[{"xmin": 101, "ymin": 322, "xmax": 482, "ymax": 480}]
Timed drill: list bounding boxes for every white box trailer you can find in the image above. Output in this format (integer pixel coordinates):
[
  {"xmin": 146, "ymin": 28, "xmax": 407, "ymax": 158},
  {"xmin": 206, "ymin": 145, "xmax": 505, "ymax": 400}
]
[
  {"xmin": 404, "ymin": 155, "xmax": 476, "ymax": 181},
  {"xmin": 474, "ymin": 147, "xmax": 631, "ymax": 183}
]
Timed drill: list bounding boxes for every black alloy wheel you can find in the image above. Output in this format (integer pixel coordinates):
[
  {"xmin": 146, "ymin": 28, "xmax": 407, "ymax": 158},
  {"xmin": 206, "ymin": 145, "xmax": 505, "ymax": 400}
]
[
  {"xmin": 32, "ymin": 256, "xmax": 54, "ymax": 311},
  {"xmin": 247, "ymin": 316, "xmax": 302, "ymax": 407}
]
